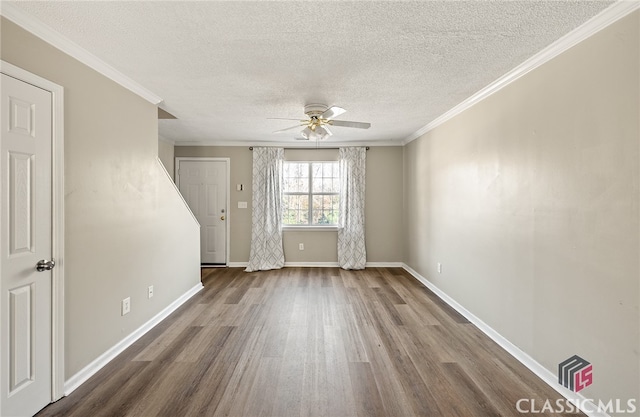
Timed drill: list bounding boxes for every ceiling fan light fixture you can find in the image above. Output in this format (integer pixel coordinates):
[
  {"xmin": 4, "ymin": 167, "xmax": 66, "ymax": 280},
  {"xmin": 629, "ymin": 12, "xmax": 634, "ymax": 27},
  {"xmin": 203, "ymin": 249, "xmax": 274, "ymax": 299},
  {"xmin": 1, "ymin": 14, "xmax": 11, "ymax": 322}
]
[
  {"xmin": 301, "ymin": 126, "xmax": 330, "ymax": 141},
  {"xmin": 315, "ymin": 125, "xmax": 332, "ymax": 138},
  {"xmin": 301, "ymin": 126, "xmax": 314, "ymax": 140}
]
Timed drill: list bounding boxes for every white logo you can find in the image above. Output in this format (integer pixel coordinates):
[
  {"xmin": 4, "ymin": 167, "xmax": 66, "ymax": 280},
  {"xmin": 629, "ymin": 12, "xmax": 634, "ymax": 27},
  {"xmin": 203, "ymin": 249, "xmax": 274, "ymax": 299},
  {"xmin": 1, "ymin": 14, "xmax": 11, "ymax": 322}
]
[{"xmin": 516, "ymin": 398, "xmax": 637, "ymax": 414}]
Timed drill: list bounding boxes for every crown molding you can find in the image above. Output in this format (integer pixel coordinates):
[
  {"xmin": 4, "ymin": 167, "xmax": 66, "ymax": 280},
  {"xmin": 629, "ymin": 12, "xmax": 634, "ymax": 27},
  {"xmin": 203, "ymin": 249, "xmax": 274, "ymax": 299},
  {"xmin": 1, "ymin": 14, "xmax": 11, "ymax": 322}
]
[
  {"xmin": 0, "ymin": 2, "xmax": 163, "ymax": 105},
  {"xmin": 402, "ymin": 0, "xmax": 640, "ymax": 145},
  {"xmin": 173, "ymin": 140, "xmax": 402, "ymax": 147}
]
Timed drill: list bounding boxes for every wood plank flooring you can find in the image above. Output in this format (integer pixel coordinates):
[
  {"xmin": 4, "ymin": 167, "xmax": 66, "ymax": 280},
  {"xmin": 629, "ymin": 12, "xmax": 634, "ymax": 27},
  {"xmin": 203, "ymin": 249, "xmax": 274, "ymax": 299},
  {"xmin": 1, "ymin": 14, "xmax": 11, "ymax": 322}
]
[{"xmin": 37, "ymin": 267, "xmax": 581, "ymax": 417}]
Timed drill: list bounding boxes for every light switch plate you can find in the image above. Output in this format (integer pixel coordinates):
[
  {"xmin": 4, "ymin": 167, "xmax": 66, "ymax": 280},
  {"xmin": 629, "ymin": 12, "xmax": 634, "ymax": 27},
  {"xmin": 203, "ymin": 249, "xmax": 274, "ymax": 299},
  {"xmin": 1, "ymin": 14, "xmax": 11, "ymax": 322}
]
[
  {"xmin": 121, "ymin": 297, "xmax": 131, "ymax": 315},
  {"xmin": 238, "ymin": 201, "xmax": 248, "ymax": 209}
]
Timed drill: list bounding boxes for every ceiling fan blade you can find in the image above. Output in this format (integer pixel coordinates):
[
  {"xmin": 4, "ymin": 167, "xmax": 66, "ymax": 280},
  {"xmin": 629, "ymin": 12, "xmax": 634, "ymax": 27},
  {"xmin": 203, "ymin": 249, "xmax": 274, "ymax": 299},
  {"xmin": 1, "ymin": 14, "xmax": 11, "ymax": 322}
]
[
  {"xmin": 268, "ymin": 117, "xmax": 307, "ymax": 121},
  {"xmin": 329, "ymin": 120, "xmax": 371, "ymax": 129},
  {"xmin": 321, "ymin": 106, "xmax": 346, "ymax": 120},
  {"xmin": 273, "ymin": 124, "xmax": 303, "ymax": 134}
]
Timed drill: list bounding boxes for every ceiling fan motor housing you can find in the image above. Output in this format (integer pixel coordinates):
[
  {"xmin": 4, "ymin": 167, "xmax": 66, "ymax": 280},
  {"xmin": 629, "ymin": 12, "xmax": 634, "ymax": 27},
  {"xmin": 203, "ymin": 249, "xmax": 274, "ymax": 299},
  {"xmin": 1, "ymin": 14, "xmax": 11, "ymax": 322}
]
[{"xmin": 304, "ymin": 103, "xmax": 328, "ymax": 118}]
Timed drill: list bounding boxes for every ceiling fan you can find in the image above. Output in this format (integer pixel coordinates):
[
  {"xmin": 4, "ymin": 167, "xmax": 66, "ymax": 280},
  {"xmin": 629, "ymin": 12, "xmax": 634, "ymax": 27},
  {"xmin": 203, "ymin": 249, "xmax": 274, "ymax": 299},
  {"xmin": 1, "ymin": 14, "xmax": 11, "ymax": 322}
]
[{"xmin": 270, "ymin": 104, "xmax": 371, "ymax": 140}]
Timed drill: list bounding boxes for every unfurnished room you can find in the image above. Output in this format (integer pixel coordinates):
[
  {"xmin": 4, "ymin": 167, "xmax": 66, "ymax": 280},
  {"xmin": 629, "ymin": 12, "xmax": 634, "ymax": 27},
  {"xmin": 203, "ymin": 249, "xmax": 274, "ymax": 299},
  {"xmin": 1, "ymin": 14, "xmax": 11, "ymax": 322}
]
[{"xmin": 0, "ymin": 1, "xmax": 638, "ymax": 417}]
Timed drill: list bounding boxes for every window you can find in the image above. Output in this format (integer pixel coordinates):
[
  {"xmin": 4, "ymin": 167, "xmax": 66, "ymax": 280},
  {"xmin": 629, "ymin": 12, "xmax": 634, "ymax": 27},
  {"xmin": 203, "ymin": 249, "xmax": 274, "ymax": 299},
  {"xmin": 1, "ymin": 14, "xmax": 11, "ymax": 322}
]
[{"xmin": 283, "ymin": 161, "xmax": 340, "ymax": 226}]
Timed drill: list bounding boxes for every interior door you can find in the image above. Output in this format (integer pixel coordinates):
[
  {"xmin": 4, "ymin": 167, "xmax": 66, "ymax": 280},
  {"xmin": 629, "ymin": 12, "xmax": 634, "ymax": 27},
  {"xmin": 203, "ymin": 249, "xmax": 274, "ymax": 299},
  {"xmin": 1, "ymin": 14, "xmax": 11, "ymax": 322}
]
[
  {"xmin": 177, "ymin": 160, "xmax": 227, "ymax": 264},
  {"xmin": 1, "ymin": 74, "xmax": 53, "ymax": 416}
]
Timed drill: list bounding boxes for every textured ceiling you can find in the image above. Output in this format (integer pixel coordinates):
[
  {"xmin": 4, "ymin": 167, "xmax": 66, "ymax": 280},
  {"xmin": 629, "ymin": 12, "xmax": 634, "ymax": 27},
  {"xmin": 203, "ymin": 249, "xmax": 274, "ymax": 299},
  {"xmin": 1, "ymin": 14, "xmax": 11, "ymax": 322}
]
[{"xmin": 10, "ymin": 1, "xmax": 614, "ymax": 146}]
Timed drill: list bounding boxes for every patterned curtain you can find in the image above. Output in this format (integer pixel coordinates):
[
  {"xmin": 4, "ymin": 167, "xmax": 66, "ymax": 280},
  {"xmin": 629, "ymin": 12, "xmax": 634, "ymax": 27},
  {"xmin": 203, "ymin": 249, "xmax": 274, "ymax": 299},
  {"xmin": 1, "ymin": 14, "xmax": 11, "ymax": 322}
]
[
  {"xmin": 245, "ymin": 147, "xmax": 285, "ymax": 272},
  {"xmin": 337, "ymin": 147, "xmax": 367, "ymax": 270}
]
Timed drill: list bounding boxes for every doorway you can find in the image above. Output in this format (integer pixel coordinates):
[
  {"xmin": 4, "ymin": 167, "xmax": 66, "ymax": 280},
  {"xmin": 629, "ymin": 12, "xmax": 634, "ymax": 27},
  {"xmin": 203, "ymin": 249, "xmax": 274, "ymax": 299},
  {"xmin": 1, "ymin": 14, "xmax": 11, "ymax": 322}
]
[
  {"xmin": 176, "ymin": 158, "xmax": 230, "ymax": 265},
  {"xmin": 0, "ymin": 62, "xmax": 65, "ymax": 416}
]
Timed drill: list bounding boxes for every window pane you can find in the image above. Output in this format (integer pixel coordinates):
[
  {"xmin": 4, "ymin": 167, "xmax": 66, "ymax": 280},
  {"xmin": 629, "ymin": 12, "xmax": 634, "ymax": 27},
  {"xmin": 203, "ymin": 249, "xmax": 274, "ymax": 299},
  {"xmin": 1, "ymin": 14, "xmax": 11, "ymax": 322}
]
[
  {"xmin": 283, "ymin": 177, "xmax": 295, "ymax": 192},
  {"xmin": 322, "ymin": 163, "xmax": 332, "ymax": 177},
  {"xmin": 283, "ymin": 194, "xmax": 309, "ymax": 225},
  {"xmin": 311, "ymin": 162, "xmax": 339, "ymax": 193},
  {"xmin": 331, "ymin": 178, "xmax": 340, "ymax": 193},
  {"xmin": 298, "ymin": 178, "xmax": 309, "ymax": 192},
  {"xmin": 312, "ymin": 194, "xmax": 339, "ymax": 225},
  {"xmin": 329, "ymin": 195, "xmax": 340, "ymax": 225},
  {"xmin": 284, "ymin": 162, "xmax": 309, "ymax": 193},
  {"xmin": 312, "ymin": 177, "xmax": 323, "ymax": 193},
  {"xmin": 311, "ymin": 163, "xmax": 321, "ymax": 193},
  {"xmin": 299, "ymin": 163, "xmax": 309, "ymax": 178}
]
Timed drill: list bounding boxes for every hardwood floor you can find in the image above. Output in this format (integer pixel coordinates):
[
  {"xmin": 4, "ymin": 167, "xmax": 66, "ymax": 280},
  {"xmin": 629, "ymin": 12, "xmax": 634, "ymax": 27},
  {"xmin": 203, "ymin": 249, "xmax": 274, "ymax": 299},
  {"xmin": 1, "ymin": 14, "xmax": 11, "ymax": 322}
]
[{"xmin": 37, "ymin": 267, "xmax": 581, "ymax": 417}]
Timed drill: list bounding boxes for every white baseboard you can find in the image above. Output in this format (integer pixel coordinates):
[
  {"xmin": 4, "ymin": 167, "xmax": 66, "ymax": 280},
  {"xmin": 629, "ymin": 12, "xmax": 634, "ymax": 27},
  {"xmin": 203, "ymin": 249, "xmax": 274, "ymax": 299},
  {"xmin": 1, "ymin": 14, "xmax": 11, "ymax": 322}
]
[
  {"xmin": 401, "ymin": 263, "xmax": 609, "ymax": 417},
  {"xmin": 228, "ymin": 261, "xmax": 402, "ymax": 268},
  {"xmin": 63, "ymin": 283, "xmax": 203, "ymax": 395},
  {"xmin": 285, "ymin": 262, "xmax": 340, "ymax": 267},
  {"xmin": 365, "ymin": 262, "xmax": 403, "ymax": 268},
  {"xmin": 231, "ymin": 262, "xmax": 341, "ymax": 268}
]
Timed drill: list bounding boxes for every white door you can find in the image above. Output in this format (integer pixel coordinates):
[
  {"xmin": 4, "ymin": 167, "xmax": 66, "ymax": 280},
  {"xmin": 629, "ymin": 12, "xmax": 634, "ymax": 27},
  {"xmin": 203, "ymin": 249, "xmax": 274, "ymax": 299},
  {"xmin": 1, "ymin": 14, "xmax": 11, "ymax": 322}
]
[
  {"xmin": 177, "ymin": 160, "xmax": 227, "ymax": 264},
  {"xmin": 1, "ymin": 74, "xmax": 53, "ymax": 416}
]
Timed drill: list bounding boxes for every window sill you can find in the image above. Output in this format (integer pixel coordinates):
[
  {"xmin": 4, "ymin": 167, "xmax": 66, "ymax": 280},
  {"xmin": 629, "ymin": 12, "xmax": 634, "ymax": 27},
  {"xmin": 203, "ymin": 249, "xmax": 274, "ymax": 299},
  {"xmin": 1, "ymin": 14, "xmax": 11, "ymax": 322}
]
[{"xmin": 282, "ymin": 226, "xmax": 339, "ymax": 232}]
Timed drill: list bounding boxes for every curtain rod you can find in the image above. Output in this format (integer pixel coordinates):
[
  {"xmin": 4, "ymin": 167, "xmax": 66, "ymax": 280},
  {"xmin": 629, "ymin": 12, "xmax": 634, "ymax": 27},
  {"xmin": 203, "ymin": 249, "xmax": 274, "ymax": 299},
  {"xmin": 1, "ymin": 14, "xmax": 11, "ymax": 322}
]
[{"xmin": 249, "ymin": 146, "xmax": 369, "ymax": 151}]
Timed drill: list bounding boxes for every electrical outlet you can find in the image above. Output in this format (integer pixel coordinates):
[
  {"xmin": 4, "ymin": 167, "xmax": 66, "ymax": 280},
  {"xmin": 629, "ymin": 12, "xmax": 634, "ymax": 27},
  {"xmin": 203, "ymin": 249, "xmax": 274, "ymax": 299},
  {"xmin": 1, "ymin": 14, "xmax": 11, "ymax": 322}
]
[
  {"xmin": 148, "ymin": 285, "xmax": 154, "ymax": 299},
  {"xmin": 121, "ymin": 297, "xmax": 131, "ymax": 316},
  {"xmin": 437, "ymin": 263, "xmax": 442, "ymax": 273},
  {"xmin": 299, "ymin": 243, "xmax": 304, "ymax": 250}
]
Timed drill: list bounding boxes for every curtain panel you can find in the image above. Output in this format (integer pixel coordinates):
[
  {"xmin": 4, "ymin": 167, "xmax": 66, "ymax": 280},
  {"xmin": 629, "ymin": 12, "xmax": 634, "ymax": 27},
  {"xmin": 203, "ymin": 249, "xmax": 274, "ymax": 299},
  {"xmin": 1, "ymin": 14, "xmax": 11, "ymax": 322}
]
[
  {"xmin": 338, "ymin": 147, "xmax": 367, "ymax": 270},
  {"xmin": 245, "ymin": 147, "xmax": 285, "ymax": 272}
]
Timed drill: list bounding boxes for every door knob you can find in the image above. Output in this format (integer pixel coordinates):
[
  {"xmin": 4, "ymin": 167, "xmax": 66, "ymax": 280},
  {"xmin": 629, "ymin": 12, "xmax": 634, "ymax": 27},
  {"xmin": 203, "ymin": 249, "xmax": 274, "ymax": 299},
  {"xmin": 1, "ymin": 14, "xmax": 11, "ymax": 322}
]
[
  {"xmin": 220, "ymin": 216, "xmax": 225, "ymax": 220},
  {"xmin": 36, "ymin": 259, "xmax": 55, "ymax": 272}
]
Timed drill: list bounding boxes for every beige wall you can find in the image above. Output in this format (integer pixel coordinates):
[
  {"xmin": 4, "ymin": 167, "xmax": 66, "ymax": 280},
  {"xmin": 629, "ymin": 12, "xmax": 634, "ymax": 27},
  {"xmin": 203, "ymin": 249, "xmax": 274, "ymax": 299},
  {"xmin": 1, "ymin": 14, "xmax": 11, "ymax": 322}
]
[
  {"xmin": 404, "ymin": 11, "xmax": 639, "ymax": 406},
  {"xmin": 1, "ymin": 18, "xmax": 201, "ymax": 378},
  {"xmin": 175, "ymin": 146, "xmax": 404, "ymax": 264},
  {"xmin": 158, "ymin": 136, "xmax": 175, "ymax": 179}
]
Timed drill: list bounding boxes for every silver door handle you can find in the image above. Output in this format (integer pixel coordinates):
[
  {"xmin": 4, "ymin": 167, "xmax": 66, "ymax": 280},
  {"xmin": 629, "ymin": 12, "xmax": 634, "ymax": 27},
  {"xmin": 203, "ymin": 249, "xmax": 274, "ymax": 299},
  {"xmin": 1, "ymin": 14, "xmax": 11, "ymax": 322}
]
[{"xmin": 36, "ymin": 259, "xmax": 55, "ymax": 272}]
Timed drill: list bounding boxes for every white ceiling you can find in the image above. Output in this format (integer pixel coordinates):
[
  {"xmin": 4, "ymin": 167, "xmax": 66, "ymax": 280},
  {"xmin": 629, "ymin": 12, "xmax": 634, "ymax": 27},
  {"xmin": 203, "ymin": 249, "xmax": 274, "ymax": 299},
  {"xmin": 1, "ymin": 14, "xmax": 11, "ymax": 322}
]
[{"xmin": 9, "ymin": 1, "xmax": 614, "ymax": 146}]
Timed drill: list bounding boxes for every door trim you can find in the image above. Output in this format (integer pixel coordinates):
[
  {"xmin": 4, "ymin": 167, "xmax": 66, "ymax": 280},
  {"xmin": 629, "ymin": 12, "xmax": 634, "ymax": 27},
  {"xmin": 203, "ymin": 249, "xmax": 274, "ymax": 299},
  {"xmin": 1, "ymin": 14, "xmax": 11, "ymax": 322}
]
[
  {"xmin": 175, "ymin": 157, "xmax": 230, "ymax": 266},
  {"xmin": 0, "ymin": 60, "xmax": 65, "ymax": 402}
]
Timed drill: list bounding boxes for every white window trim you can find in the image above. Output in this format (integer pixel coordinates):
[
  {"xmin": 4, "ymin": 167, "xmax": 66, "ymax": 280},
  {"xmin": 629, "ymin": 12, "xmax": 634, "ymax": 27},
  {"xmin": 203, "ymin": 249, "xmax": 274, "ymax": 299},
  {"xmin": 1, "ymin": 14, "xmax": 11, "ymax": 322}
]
[{"xmin": 282, "ymin": 225, "xmax": 339, "ymax": 232}]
